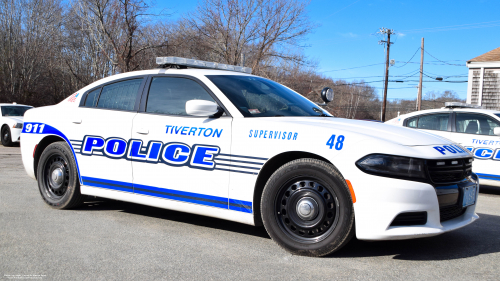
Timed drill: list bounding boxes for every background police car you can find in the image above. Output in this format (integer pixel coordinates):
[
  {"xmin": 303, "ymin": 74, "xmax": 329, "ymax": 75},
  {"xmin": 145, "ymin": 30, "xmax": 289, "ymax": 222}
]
[
  {"xmin": 1, "ymin": 103, "xmax": 32, "ymax": 146},
  {"xmin": 20, "ymin": 58, "xmax": 479, "ymax": 257},
  {"xmin": 387, "ymin": 103, "xmax": 500, "ymax": 187}
]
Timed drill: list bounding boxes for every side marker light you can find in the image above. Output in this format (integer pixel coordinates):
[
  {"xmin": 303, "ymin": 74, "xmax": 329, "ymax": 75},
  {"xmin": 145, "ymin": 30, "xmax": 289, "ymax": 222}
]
[
  {"xmin": 345, "ymin": 180, "xmax": 356, "ymax": 203},
  {"xmin": 33, "ymin": 144, "xmax": 37, "ymax": 158}
]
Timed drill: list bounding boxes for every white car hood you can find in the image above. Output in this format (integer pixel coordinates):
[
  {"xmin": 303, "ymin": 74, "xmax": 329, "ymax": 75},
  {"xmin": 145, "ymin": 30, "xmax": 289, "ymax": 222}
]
[
  {"xmin": 3, "ymin": 116, "xmax": 24, "ymax": 124},
  {"xmin": 273, "ymin": 117, "xmax": 453, "ymax": 146}
]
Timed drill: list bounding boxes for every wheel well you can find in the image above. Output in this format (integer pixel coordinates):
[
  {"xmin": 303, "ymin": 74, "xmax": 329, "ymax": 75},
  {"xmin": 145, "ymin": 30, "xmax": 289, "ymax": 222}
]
[
  {"xmin": 253, "ymin": 151, "xmax": 332, "ymax": 226},
  {"xmin": 33, "ymin": 135, "xmax": 65, "ymax": 179}
]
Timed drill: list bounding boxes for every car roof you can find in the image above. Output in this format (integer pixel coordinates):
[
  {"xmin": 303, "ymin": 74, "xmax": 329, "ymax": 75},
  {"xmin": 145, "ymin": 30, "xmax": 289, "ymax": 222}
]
[
  {"xmin": 79, "ymin": 68, "xmax": 255, "ymax": 93},
  {"xmin": 398, "ymin": 107, "xmax": 500, "ymax": 119}
]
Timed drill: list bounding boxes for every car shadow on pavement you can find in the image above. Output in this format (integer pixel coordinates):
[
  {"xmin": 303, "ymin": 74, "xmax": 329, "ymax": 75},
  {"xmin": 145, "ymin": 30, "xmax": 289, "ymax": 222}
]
[
  {"xmin": 331, "ymin": 213, "xmax": 500, "ymax": 260},
  {"xmin": 76, "ymin": 197, "xmax": 271, "ymax": 239}
]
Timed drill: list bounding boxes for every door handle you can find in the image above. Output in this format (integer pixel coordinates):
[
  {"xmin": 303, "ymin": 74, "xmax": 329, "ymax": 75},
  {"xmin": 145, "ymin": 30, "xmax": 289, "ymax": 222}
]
[
  {"xmin": 136, "ymin": 128, "xmax": 149, "ymax": 135},
  {"xmin": 72, "ymin": 119, "xmax": 82, "ymax": 124}
]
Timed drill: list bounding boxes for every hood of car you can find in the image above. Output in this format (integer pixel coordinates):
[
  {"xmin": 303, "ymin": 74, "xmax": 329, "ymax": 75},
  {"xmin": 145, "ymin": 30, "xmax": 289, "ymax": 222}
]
[
  {"xmin": 2, "ymin": 116, "xmax": 24, "ymax": 124},
  {"xmin": 271, "ymin": 117, "xmax": 453, "ymax": 146}
]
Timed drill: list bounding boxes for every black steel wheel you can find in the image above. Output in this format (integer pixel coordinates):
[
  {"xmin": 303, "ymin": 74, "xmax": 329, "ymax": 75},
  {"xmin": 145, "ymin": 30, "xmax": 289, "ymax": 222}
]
[
  {"xmin": 261, "ymin": 158, "xmax": 354, "ymax": 257},
  {"xmin": 276, "ymin": 179, "xmax": 340, "ymax": 244},
  {"xmin": 1, "ymin": 126, "xmax": 13, "ymax": 146},
  {"xmin": 37, "ymin": 141, "xmax": 83, "ymax": 209}
]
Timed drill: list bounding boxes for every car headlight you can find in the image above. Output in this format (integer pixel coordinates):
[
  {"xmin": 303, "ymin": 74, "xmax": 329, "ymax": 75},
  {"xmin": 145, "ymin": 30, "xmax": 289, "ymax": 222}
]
[
  {"xmin": 13, "ymin": 123, "xmax": 23, "ymax": 129},
  {"xmin": 356, "ymin": 154, "xmax": 426, "ymax": 180}
]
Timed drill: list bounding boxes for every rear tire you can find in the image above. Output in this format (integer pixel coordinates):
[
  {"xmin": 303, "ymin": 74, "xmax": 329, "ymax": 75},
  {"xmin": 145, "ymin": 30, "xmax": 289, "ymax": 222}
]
[
  {"xmin": 37, "ymin": 141, "xmax": 84, "ymax": 209},
  {"xmin": 1, "ymin": 126, "xmax": 13, "ymax": 146},
  {"xmin": 261, "ymin": 158, "xmax": 355, "ymax": 257}
]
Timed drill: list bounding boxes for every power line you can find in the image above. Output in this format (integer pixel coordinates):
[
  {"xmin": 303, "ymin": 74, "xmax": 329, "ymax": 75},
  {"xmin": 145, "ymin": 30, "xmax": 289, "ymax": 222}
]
[
  {"xmin": 423, "ymin": 50, "xmax": 463, "ymax": 66},
  {"xmin": 394, "ymin": 47, "xmax": 420, "ymax": 68},
  {"xmin": 322, "ymin": 63, "xmax": 386, "ymax": 73},
  {"xmin": 399, "ymin": 20, "xmax": 500, "ymax": 33}
]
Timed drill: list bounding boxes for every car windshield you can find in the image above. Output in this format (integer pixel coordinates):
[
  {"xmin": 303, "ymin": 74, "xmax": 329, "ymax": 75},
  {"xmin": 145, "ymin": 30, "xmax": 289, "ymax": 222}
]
[
  {"xmin": 206, "ymin": 75, "xmax": 331, "ymax": 117},
  {"xmin": 1, "ymin": 106, "xmax": 32, "ymax": 117}
]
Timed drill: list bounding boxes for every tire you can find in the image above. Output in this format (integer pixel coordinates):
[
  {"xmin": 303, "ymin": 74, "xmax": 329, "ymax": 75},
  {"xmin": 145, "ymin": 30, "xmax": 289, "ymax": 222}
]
[
  {"xmin": 1, "ymin": 126, "xmax": 13, "ymax": 146},
  {"xmin": 37, "ymin": 141, "xmax": 84, "ymax": 209},
  {"xmin": 261, "ymin": 158, "xmax": 355, "ymax": 257}
]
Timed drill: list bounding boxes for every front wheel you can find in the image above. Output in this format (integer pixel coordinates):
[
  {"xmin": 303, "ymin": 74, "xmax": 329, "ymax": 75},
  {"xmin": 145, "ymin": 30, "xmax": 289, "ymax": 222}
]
[
  {"xmin": 1, "ymin": 126, "xmax": 13, "ymax": 146},
  {"xmin": 261, "ymin": 158, "xmax": 355, "ymax": 257},
  {"xmin": 37, "ymin": 141, "xmax": 84, "ymax": 209}
]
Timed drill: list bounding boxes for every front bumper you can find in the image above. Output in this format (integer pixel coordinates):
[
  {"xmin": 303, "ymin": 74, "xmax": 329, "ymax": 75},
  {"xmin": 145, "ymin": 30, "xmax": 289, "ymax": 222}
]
[
  {"xmin": 352, "ymin": 174, "xmax": 479, "ymax": 241},
  {"xmin": 11, "ymin": 128, "xmax": 22, "ymax": 143}
]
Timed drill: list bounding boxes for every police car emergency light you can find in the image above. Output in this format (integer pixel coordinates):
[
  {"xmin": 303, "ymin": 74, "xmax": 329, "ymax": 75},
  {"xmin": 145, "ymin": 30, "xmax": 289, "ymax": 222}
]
[
  {"xmin": 156, "ymin": 56, "xmax": 252, "ymax": 74},
  {"xmin": 20, "ymin": 58, "xmax": 479, "ymax": 257},
  {"xmin": 444, "ymin": 102, "xmax": 483, "ymax": 109}
]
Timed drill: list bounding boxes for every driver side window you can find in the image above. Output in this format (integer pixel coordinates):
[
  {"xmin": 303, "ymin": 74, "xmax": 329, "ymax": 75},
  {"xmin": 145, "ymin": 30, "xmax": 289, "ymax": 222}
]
[{"xmin": 146, "ymin": 77, "xmax": 216, "ymax": 116}]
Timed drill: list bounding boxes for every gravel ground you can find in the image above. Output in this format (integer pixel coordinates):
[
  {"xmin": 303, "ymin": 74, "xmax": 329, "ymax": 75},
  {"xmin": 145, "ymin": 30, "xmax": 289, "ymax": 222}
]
[{"xmin": 1, "ymin": 145, "xmax": 499, "ymax": 281}]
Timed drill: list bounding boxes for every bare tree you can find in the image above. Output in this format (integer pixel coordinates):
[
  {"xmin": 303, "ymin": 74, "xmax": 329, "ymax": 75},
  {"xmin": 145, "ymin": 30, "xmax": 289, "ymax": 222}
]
[
  {"xmin": 70, "ymin": 0, "xmax": 167, "ymax": 74},
  {"xmin": 185, "ymin": 0, "xmax": 315, "ymax": 74},
  {"xmin": 0, "ymin": 0, "xmax": 65, "ymax": 104}
]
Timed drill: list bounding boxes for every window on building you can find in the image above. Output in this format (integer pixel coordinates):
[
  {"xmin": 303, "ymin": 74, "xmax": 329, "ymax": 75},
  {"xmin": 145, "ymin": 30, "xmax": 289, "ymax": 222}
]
[{"xmin": 146, "ymin": 77, "xmax": 216, "ymax": 116}]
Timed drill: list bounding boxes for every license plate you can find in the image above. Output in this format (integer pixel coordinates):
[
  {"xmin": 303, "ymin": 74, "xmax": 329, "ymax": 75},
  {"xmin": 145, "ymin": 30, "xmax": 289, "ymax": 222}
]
[{"xmin": 462, "ymin": 185, "xmax": 477, "ymax": 207}]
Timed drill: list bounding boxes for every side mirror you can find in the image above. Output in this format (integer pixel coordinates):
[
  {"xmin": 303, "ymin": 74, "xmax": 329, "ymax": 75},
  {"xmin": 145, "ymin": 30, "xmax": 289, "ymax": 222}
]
[
  {"xmin": 186, "ymin": 100, "xmax": 221, "ymax": 117},
  {"xmin": 321, "ymin": 87, "xmax": 334, "ymax": 103},
  {"xmin": 494, "ymin": 127, "xmax": 500, "ymax": 136}
]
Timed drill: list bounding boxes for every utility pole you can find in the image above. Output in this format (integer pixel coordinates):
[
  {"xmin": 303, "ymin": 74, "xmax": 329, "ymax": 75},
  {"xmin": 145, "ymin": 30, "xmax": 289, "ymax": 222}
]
[
  {"xmin": 378, "ymin": 28, "xmax": 395, "ymax": 122},
  {"xmin": 417, "ymin": 38, "xmax": 424, "ymax": 111}
]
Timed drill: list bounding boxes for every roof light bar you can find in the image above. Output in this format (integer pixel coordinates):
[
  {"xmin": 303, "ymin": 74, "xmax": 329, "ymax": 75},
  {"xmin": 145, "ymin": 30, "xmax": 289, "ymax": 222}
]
[
  {"xmin": 444, "ymin": 102, "xmax": 483, "ymax": 109},
  {"xmin": 156, "ymin": 57, "xmax": 252, "ymax": 74}
]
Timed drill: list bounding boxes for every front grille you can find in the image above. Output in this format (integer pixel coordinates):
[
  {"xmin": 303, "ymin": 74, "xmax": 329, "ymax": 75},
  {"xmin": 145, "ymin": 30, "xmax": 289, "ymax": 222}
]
[
  {"xmin": 390, "ymin": 212, "xmax": 427, "ymax": 226},
  {"xmin": 427, "ymin": 158, "xmax": 473, "ymax": 184},
  {"xmin": 440, "ymin": 205, "xmax": 466, "ymax": 222}
]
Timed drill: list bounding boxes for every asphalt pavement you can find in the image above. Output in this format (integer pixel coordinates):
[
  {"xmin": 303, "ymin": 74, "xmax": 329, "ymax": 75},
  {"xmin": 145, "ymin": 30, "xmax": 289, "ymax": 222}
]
[{"xmin": 1, "ymin": 144, "xmax": 500, "ymax": 280}]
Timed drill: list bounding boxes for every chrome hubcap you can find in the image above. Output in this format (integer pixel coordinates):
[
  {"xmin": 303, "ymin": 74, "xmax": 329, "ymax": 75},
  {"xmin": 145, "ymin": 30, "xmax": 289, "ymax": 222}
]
[
  {"xmin": 296, "ymin": 197, "xmax": 318, "ymax": 220},
  {"xmin": 51, "ymin": 168, "xmax": 64, "ymax": 186}
]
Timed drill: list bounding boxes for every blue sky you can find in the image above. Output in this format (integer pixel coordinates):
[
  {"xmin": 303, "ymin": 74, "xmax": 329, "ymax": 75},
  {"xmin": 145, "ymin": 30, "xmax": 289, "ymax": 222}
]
[{"xmin": 156, "ymin": 0, "xmax": 500, "ymax": 100}]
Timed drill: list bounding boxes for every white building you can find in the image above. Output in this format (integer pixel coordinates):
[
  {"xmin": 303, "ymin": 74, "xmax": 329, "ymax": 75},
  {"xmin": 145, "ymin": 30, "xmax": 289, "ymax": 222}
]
[{"xmin": 466, "ymin": 47, "xmax": 500, "ymax": 110}]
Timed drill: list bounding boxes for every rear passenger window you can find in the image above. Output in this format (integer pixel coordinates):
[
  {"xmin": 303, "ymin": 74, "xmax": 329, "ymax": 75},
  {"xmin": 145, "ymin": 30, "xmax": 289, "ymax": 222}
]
[
  {"xmin": 84, "ymin": 88, "xmax": 101, "ymax": 107},
  {"xmin": 407, "ymin": 117, "xmax": 417, "ymax": 128},
  {"xmin": 417, "ymin": 114, "xmax": 449, "ymax": 131},
  {"xmin": 405, "ymin": 114, "xmax": 449, "ymax": 131},
  {"xmin": 146, "ymin": 77, "xmax": 216, "ymax": 115},
  {"xmin": 97, "ymin": 79, "xmax": 142, "ymax": 111},
  {"xmin": 456, "ymin": 113, "xmax": 500, "ymax": 135}
]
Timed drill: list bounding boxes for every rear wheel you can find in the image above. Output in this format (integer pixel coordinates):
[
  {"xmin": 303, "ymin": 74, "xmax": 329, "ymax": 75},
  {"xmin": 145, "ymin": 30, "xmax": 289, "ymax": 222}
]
[
  {"xmin": 1, "ymin": 126, "xmax": 13, "ymax": 146},
  {"xmin": 37, "ymin": 141, "xmax": 83, "ymax": 209},
  {"xmin": 261, "ymin": 158, "xmax": 355, "ymax": 257}
]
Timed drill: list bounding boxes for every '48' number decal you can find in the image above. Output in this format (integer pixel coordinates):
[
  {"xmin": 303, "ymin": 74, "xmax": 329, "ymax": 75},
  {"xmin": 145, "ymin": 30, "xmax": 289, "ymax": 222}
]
[{"xmin": 326, "ymin": 134, "xmax": 345, "ymax": 150}]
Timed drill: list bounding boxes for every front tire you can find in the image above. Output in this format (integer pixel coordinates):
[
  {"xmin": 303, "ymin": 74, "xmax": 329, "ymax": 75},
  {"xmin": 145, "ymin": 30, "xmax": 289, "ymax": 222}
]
[
  {"xmin": 1, "ymin": 126, "xmax": 13, "ymax": 146},
  {"xmin": 261, "ymin": 158, "xmax": 355, "ymax": 257},
  {"xmin": 37, "ymin": 141, "xmax": 83, "ymax": 209}
]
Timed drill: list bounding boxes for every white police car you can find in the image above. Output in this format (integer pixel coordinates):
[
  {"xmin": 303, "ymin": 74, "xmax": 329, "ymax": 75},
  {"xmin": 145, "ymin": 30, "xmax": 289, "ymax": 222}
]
[
  {"xmin": 1, "ymin": 103, "xmax": 33, "ymax": 146},
  {"xmin": 387, "ymin": 103, "xmax": 500, "ymax": 187},
  {"xmin": 21, "ymin": 57, "xmax": 479, "ymax": 257}
]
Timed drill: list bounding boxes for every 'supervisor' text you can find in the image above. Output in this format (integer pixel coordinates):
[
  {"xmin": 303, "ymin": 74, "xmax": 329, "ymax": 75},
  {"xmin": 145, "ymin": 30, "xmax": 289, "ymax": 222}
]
[
  {"xmin": 81, "ymin": 136, "xmax": 220, "ymax": 170},
  {"xmin": 249, "ymin": 130, "xmax": 298, "ymax": 140}
]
